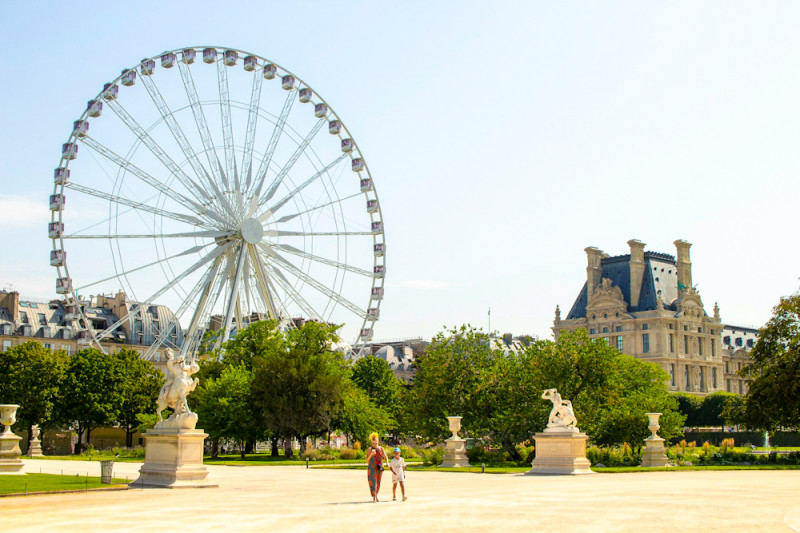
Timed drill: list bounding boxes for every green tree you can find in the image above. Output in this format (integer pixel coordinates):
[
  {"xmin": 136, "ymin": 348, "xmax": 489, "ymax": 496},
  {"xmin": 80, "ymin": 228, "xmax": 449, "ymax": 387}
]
[
  {"xmin": 350, "ymin": 355, "xmax": 403, "ymax": 411},
  {"xmin": 114, "ymin": 348, "xmax": 164, "ymax": 447},
  {"xmin": 0, "ymin": 341, "xmax": 67, "ymax": 439},
  {"xmin": 222, "ymin": 319, "xmax": 285, "ymax": 369},
  {"xmin": 57, "ymin": 348, "xmax": 124, "ymax": 453},
  {"xmin": 334, "ymin": 382, "xmax": 394, "ymax": 446},
  {"xmin": 673, "ymin": 392, "xmax": 703, "ymax": 427},
  {"xmin": 499, "ymin": 330, "xmax": 684, "ymax": 449},
  {"xmin": 409, "ymin": 325, "xmax": 504, "ymax": 443},
  {"xmin": 738, "ymin": 292, "xmax": 800, "ymax": 431},
  {"xmin": 193, "ymin": 365, "xmax": 260, "ymax": 458},
  {"xmin": 250, "ymin": 321, "xmax": 347, "ymax": 457},
  {"xmin": 696, "ymin": 391, "xmax": 739, "ymax": 427}
]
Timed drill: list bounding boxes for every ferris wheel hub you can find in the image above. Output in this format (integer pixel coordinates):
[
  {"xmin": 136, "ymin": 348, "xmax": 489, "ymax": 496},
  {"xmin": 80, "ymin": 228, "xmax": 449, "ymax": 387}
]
[{"xmin": 240, "ymin": 217, "xmax": 264, "ymax": 244}]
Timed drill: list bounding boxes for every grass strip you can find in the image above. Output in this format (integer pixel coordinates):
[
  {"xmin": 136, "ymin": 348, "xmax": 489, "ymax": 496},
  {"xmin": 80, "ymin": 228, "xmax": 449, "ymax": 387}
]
[{"xmin": 0, "ymin": 473, "xmax": 128, "ymax": 495}]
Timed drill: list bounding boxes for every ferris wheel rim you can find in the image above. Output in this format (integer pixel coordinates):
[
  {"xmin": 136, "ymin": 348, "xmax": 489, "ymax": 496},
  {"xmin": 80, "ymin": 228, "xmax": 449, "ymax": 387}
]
[{"xmin": 50, "ymin": 45, "xmax": 386, "ymax": 356}]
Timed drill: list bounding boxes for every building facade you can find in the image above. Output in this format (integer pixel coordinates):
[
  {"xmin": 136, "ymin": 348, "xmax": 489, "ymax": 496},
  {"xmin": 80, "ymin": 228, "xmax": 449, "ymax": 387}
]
[
  {"xmin": 0, "ymin": 290, "xmax": 176, "ymax": 369},
  {"xmin": 553, "ymin": 239, "xmax": 743, "ymax": 395},
  {"xmin": 721, "ymin": 324, "xmax": 756, "ymax": 395}
]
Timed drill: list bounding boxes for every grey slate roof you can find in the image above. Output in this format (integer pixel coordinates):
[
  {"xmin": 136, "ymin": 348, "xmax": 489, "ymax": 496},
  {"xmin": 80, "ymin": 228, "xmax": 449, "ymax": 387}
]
[{"xmin": 566, "ymin": 251, "xmax": 686, "ymax": 319}]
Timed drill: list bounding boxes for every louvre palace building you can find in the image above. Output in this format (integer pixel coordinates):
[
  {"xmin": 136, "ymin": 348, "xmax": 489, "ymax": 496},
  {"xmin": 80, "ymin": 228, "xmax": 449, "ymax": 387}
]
[{"xmin": 553, "ymin": 239, "xmax": 750, "ymax": 395}]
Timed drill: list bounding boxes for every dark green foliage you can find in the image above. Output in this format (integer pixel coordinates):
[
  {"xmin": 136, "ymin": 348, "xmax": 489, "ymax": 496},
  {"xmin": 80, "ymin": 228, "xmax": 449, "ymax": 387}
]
[
  {"xmin": 249, "ymin": 321, "xmax": 348, "ymax": 457},
  {"xmin": 57, "ymin": 348, "xmax": 124, "ymax": 453},
  {"xmin": 0, "ymin": 341, "xmax": 67, "ymax": 436},
  {"xmin": 350, "ymin": 355, "xmax": 402, "ymax": 411},
  {"xmin": 737, "ymin": 293, "xmax": 800, "ymax": 431},
  {"xmin": 115, "ymin": 348, "xmax": 164, "ymax": 447}
]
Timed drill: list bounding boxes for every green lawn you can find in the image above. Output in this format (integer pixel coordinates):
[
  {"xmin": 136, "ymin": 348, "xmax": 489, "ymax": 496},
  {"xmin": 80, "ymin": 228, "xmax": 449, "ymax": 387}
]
[
  {"xmin": 29, "ymin": 455, "xmax": 144, "ymax": 463},
  {"xmin": 0, "ymin": 473, "xmax": 128, "ymax": 495}
]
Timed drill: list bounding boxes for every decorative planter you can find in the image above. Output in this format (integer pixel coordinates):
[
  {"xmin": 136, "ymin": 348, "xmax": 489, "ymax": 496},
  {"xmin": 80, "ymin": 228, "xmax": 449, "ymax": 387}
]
[
  {"xmin": 0, "ymin": 404, "xmax": 24, "ymax": 474},
  {"xmin": 0, "ymin": 405, "xmax": 19, "ymax": 435}
]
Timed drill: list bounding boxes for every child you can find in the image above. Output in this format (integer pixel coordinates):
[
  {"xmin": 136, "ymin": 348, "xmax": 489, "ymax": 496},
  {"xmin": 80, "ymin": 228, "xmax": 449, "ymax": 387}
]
[{"xmin": 390, "ymin": 447, "xmax": 407, "ymax": 501}]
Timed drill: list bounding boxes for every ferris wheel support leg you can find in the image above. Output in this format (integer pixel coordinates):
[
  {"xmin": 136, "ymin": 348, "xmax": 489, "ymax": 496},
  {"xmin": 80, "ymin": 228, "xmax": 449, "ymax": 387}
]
[
  {"xmin": 249, "ymin": 244, "xmax": 279, "ymax": 320},
  {"xmin": 180, "ymin": 254, "xmax": 224, "ymax": 360},
  {"xmin": 218, "ymin": 244, "xmax": 249, "ymax": 348}
]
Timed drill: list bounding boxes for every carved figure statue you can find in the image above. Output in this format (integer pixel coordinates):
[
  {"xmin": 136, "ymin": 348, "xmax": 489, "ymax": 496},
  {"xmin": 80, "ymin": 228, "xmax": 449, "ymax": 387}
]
[
  {"xmin": 542, "ymin": 388, "xmax": 578, "ymax": 430},
  {"xmin": 554, "ymin": 305, "xmax": 561, "ymax": 322},
  {"xmin": 156, "ymin": 349, "xmax": 200, "ymax": 427}
]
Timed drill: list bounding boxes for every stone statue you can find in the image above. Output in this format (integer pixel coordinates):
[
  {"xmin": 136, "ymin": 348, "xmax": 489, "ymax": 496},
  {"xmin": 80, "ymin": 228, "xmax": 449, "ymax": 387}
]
[
  {"xmin": 713, "ymin": 302, "xmax": 720, "ymax": 319},
  {"xmin": 155, "ymin": 349, "xmax": 200, "ymax": 430},
  {"xmin": 691, "ymin": 365, "xmax": 700, "ymax": 392},
  {"xmin": 542, "ymin": 389, "xmax": 578, "ymax": 431},
  {"xmin": 554, "ymin": 305, "xmax": 561, "ymax": 322}
]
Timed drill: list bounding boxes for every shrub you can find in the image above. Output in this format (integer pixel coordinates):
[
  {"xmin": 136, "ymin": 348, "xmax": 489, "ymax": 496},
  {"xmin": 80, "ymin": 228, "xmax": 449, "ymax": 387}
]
[
  {"xmin": 338, "ymin": 448, "xmax": 363, "ymax": 460},
  {"xmin": 420, "ymin": 446, "xmax": 445, "ymax": 466},
  {"xmin": 398, "ymin": 445, "xmax": 418, "ymax": 459},
  {"xmin": 301, "ymin": 449, "xmax": 336, "ymax": 461},
  {"xmin": 353, "ymin": 441, "xmax": 361, "ymax": 451}
]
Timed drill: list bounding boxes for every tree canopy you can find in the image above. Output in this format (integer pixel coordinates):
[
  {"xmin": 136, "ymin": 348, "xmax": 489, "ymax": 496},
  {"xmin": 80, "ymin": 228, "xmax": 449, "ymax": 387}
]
[
  {"xmin": 737, "ymin": 292, "xmax": 800, "ymax": 431},
  {"xmin": 0, "ymin": 341, "xmax": 67, "ymax": 434}
]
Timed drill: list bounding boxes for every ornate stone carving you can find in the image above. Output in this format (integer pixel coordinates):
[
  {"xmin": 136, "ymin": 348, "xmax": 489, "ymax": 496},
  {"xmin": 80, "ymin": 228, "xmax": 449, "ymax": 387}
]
[
  {"xmin": 593, "ymin": 278, "xmax": 624, "ymax": 301},
  {"xmin": 440, "ymin": 416, "xmax": 470, "ymax": 468},
  {"xmin": 542, "ymin": 389, "xmax": 578, "ymax": 432},
  {"xmin": 155, "ymin": 350, "xmax": 200, "ymax": 430},
  {"xmin": 0, "ymin": 405, "xmax": 24, "ymax": 474}
]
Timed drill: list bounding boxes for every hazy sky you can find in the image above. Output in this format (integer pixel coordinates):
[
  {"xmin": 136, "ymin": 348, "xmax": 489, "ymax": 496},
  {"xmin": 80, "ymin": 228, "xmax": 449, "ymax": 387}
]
[{"xmin": 2, "ymin": 1, "xmax": 799, "ymax": 342}]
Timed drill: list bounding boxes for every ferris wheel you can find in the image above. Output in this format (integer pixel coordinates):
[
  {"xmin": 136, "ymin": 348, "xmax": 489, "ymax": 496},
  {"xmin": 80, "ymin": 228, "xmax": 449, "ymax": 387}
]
[{"xmin": 49, "ymin": 46, "xmax": 385, "ymax": 359}]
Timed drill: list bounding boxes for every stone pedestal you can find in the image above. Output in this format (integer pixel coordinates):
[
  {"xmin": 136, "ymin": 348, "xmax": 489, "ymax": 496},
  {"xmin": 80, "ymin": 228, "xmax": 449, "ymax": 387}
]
[
  {"xmin": 641, "ymin": 437, "xmax": 669, "ymax": 467},
  {"xmin": 132, "ymin": 429, "xmax": 216, "ymax": 488},
  {"xmin": 640, "ymin": 413, "xmax": 669, "ymax": 467},
  {"xmin": 0, "ymin": 405, "xmax": 24, "ymax": 475},
  {"xmin": 440, "ymin": 437, "xmax": 470, "ymax": 468},
  {"xmin": 526, "ymin": 430, "xmax": 593, "ymax": 475},
  {"xmin": 0, "ymin": 433, "xmax": 24, "ymax": 474},
  {"xmin": 28, "ymin": 425, "xmax": 43, "ymax": 457}
]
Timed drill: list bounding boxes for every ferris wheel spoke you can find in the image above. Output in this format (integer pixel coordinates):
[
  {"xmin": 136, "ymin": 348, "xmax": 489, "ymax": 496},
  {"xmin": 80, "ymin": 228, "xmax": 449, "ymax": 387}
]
[
  {"xmin": 105, "ymin": 99, "xmax": 214, "ymax": 205},
  {"xmin": 144, "ymin": 256, "xmax": 221, "ymax": 360},
  {"xmin": 265, "ymin": 229, "xmax": 374, "ymax": 238},
  {"xmin": 274, "ymin": 191, "xmax": 361, "ymax": 223},
  {"xmin": 241, "ymin": 72, "xmax": 264, "ymax": 190},
  {"xmin": 177, "ymin": 61, "xmax": 225, "ymax": 190},
  {"xmin": 266, "ymin": 248, "xmax": 367, "ymax": 319},
  {"xmin": 94, "ymin": 242, "xmax": 232, "ymax": 342},
  {"xmin": 250, "ymin": 89, "xmax": 296, "ymax": 200},
  {"xmin": 81, "ymin": 135, "xmax": 222, "ymax": 227},
  {"xmin": 275, "ymin": 244, "xmax": 373, "ymax": 277},
  {"xmin": 258, "ymin": 118, "xmax": 326, "ymax": 207},
  {"xmin": 264, "ymin": 262, "xmax": 323, "ymax": 321},
  {"xmin": 63, "ymin": 229, "xmax": 232, "ymax": 239},
  {"xmin": 217, "ymin": 60, "xmax": 236, "ymax": 192},
  {"xmin": 75, "ymin": 243, "xmax": 212, "ymax": 291},
  {"xmin": 258, "ymin": 152, "xmax": 348, "ymax": 222},
  {"xmin": 65, "ymin": 182, "xmax": 205, "ymax": 226},
  {"xmin": 139, "ymin": 74, "xmax": 216, "ymax": 192}
]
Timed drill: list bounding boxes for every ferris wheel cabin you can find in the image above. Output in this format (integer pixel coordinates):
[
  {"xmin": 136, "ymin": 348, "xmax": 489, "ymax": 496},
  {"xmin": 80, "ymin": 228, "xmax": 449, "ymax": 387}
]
[
  {"xmin": 352, "ymin": 158, "xmax": 365, "ymax": 172},
  {"xmin": 121, "ymin": 69, "xmax": 136, "ymax": 86},
  {"xmin": 263, "ymin": 63, "xmax": 277, "ymax": 79},
  {"xmin": 371, "ymin": 287, "xmax": 384, "ymax": 300},
  {"xmin": 314, "ymin": 103, "xmax": 328, "ymax": 118},
  {"xmin": 223, "ymin": 50, "xmax": 238, "ymax": 66},
  {"xmin": 202, "ymin": 48, "xmax": 217, "ymax": 63},
  {"xmin": 87, "ymin": 100, "xmax": 102, "ymax": 117},
  {"xmin": 102, "ymin": 83, "xmax": 118, "ymax": 100},
  {"xmin": 55, "ymin": 277, "xmax": 71, "ymax": 295},
  {"xmin": 244, "ymin": 55, "xmax": 258, "ymax": 71},
  {"xmin": 328, "ymin": 120, "xmax": 342, "ymax": 135},
  {"xmin": 299, "ymin": 88, "xmax": 313, "ymax": 103},
  {"xmin": 161, "ymin": 52, "xmax": 176, "ymax": 68},
  {"xmin": 50, "ymin": 250, "xmax": 65, "ymax": 267},
  {"xmin": 181, "ymin": 48, "xmax": 196, "ymax": 64},
  {"xmin": 49, "ymin": 194, "xmax": 65, "ymax": 211},
  {"xmin": 48, "ymin": 222, "xmax": 64, "ymax": 238},
  {"xmin": 72, "ymin": 120, "xmax": 88, "ymax": 138},
  {"xmin": 281, "ymin": 75, "xmax": 295, "ymax": 90},
  {"xmin": 140, "ymin": 59, "xmax": 155, "ymax": 76},
  {"xmin": 374, "ymin": 243, "xmax": 385, "ymax": 256},
  {"xmin": 62, "ymin": 142, "xmax": 78, "ymax": 160}
]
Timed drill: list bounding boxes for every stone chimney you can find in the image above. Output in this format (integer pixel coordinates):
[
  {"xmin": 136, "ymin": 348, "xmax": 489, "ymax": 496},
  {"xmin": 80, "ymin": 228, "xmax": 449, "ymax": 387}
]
[
  {"xmin": 628, "ymin": 239, "xmax": 645, "ymax": 307},
  {"xmin": 674, "ymin": 240, "xmax": 693, "ymax": 291},
  {"xmin": 0, "ymin": 291, "xmax": 20, "ymax": 323},
  {"xmin": 585, "ymin": 247, "xmax": 603, "ymax": 305}
]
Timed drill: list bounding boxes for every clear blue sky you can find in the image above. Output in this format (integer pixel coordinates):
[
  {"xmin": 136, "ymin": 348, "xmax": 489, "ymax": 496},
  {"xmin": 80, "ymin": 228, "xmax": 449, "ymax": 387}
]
[{"xmin": 1, "ymin": 1, "xmax": 798, "ymax": 341}]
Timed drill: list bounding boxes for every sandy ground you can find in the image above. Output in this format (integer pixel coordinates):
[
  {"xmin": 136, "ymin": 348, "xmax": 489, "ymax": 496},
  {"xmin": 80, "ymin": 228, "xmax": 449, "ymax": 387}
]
[{"xmin": 1, "ymin": 458, "xmax": 799, "ymax": 532}]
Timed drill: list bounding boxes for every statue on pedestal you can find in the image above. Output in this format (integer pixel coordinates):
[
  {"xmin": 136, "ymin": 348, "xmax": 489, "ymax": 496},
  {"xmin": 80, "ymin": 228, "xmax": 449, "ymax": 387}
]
[
  {"xmin": 155, "ymin": 349, "xmax": 200, "ymax": 430},
  {"xmin": 542, "ymin": 389, "xmax": 577, "ymax": 432}
]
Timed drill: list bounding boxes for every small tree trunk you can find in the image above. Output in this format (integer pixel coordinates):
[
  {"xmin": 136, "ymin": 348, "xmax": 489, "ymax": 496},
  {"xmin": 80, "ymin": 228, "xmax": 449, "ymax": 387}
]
[
  {"xmin": 211, "ymin": 438, "xmax": 220, "ymax": 458},
  {"xmin": 283, "ymin": 437, "xmax": 294, "ymax": 459},
  {"xmin": 240, "ymin": 442, "xmax": 246, "ymax": 460},
  {"xmin": 125, "ymin": 427, "xmax": 134, "ymax": 448},
  {"xmin": 245, "ymin": 440, "xmax": 254, "ymax": 454}
]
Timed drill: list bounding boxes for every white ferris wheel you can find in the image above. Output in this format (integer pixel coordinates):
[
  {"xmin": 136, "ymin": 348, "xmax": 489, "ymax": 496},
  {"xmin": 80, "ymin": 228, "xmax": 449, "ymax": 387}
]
[{"xmin": 49, "ymin": 46, "xmax": 385, "ymax": 359}]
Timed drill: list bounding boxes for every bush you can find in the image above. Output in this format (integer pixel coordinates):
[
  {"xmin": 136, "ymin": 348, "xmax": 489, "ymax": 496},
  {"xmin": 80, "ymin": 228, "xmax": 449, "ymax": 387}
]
[
  {"xmin": 301, "ymin": 449, "xmax": 336, "ymax": 461},
  {"xmin": 338, "ymin": 448, "xmax": 364, "ymax": 460},
  {"xmin": 398, "ymin": 445, "xmax": 418, "ymax": 459},
  {"xmin": 586, "ymin": 445, "xmax": 641, "ymax": 467},
  {"xmin": 420, "ymin": 446, "xmax": 445, "ymax": 466}
]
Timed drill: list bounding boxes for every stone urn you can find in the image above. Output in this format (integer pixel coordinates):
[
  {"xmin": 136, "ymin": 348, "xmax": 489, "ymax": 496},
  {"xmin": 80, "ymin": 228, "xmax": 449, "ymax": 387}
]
[
  {"xmin": 645, "ymin": 412, "xmax": 661, "ymax": 440},
  {"xmin": 447, "ymin": 416, "xmax": 462, "ymax": 440},
  {"xmin": 29, "ymin": 424, "xmax": 43, "ymax": 457},
  {"xmin": 0, "ymin": 405, "xmax": 23, "ymax": 474},
  {"xmin": 0, "ymin": 405, "xmax": 19, "ymax": 435}
]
